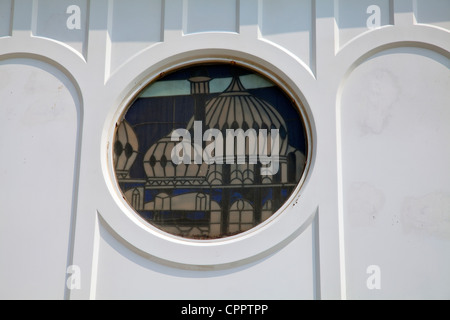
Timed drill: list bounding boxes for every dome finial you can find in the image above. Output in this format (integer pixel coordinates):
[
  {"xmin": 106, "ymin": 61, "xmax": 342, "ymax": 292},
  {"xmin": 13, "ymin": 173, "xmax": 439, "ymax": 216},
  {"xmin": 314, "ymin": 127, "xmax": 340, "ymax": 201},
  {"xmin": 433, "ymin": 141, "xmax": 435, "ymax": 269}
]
[{"xmin": 224, "ymin": 72, "xmax": 247, "ymax": 93}]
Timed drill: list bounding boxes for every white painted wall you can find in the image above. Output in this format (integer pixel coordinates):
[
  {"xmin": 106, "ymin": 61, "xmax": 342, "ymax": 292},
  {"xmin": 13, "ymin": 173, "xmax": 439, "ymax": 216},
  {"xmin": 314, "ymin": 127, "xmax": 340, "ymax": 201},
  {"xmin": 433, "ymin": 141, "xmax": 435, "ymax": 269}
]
[{"xmin": 0, "ymin": 0, "xmax": 448, "ymax": 300}]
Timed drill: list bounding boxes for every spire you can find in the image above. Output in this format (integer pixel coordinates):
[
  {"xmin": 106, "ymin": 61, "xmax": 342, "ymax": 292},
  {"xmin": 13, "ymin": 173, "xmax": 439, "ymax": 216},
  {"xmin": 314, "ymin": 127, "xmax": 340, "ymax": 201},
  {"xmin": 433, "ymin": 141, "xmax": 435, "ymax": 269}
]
[{"xmin": 224, "ymin": 75, "xmax": 247, "ymax": 93}]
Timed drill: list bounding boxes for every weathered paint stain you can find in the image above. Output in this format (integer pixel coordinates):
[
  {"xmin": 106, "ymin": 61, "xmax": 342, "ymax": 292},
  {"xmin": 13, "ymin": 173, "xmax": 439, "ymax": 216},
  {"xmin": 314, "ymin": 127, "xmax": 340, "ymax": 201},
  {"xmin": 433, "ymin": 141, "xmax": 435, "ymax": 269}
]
[
  {"xmin": 359, "ymin": 69, "xmax": 400, "ymax": 135},
  {"xmin": 402, "ymin": 192, "xmax": 450, "ymax": 240},
  {"xmin": 347, "ymin": 182, "xmax": 385, "ymax": 226}
]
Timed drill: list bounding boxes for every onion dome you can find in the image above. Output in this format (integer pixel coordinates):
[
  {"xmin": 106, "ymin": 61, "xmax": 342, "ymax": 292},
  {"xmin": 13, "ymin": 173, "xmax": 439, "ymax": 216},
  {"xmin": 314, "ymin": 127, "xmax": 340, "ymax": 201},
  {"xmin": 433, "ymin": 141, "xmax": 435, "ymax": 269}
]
[
  {"xmin": 114, "ymin": 120, "xmax": 139, "ymax": 179},
  {"xmin": 143, "ymin": 131, "xmax": 209, "ymax": 186},
  {"xmin": 188, "ymin": 76, "xmax": 289, "ymax": 156}
]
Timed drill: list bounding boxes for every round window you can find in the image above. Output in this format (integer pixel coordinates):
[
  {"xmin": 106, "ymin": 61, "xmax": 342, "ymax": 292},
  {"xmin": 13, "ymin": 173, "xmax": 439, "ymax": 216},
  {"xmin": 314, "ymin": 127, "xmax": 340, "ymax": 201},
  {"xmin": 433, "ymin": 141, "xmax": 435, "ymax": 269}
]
[{"xmin": 113, "ymin": 63, "xmax": 308, "ymax": 239}]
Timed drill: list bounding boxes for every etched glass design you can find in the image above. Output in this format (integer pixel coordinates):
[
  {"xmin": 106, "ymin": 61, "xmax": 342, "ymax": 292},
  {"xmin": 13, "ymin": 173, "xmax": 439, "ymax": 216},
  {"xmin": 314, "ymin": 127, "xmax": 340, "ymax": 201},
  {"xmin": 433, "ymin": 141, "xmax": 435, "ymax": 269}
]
[{"xmin": 113, "ymin": 63, "xmax": 307, "ymax": 239}]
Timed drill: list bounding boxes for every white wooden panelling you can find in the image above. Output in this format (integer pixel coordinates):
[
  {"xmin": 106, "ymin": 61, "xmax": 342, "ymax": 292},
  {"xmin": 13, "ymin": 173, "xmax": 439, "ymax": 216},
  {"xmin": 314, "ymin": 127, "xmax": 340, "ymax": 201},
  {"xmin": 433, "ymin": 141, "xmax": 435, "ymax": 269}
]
[
  {"xmin": 340, "ymin": 47, "xmax": 450, "ymax": 299},
  {"xmin": 414, "ymin": 0, "xmax": 450, "ymax": 31},
  {"xmin": 0, "ymin": 58, "xmax": 80, "ymax": 299},
  {"xmin": 259, "ymin": 0, "xmax": 315, "ymax": 75},
  {"xmin": 335, "ymin": 0, "xmax": 392, "ymax": 51},
  {"xmin": 34, "ymin": 0, "xmax": 89, "ymax": 59},
  {"xmin": 0, "ymin": 0, "xmax": 12, "ymax": 37},
  {"xmin": 0, "ymin": 0, "xmax": 448, "ymax": 300},
  {"xmin": 183, "ymin": 0, "xmax": 238, "ymax": 34},
  {"xmin": 107, "ymin": 0, "xmax": 163, "ymax": 76}
]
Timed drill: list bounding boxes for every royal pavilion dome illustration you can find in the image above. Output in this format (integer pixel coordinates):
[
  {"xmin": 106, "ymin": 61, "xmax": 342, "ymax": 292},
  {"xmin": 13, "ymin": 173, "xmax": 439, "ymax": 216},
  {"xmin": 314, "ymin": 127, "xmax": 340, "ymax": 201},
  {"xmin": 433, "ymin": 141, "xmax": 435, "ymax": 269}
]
[
  {"xmin": 113, "ymin": 64, "xmax": 307, "ymax": 238},
  {"xmin": 188, "ymin": 75, "xmax": 290, "ymax": 156},
  {"xmin": 143, "ymin": 131, "xmax": 209, "ymax": 185}
]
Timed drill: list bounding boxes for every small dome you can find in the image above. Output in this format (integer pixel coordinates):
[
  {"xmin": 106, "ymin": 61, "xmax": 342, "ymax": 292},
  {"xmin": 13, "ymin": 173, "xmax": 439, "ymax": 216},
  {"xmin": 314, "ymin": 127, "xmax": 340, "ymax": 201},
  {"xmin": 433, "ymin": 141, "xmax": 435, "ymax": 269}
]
[{"xmin": 143, "ymin": 131, "xmax": 209, "ymax": 185}]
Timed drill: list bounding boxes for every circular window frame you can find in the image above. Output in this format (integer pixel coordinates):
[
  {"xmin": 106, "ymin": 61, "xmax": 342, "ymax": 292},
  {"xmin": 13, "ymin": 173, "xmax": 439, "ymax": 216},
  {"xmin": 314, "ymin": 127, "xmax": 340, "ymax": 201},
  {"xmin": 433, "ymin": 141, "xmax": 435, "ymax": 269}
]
[{"xmin": 103, "ymin": 55, "xmax": 315, "ymax": 267}]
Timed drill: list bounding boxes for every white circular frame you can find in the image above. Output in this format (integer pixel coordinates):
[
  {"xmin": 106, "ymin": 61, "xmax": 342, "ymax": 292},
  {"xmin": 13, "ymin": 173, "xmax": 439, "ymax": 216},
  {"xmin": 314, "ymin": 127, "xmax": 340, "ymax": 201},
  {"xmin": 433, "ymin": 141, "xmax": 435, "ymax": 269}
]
[{"xmin": 102, "ymin": 53, "xmax": 316, "ymax": 268}]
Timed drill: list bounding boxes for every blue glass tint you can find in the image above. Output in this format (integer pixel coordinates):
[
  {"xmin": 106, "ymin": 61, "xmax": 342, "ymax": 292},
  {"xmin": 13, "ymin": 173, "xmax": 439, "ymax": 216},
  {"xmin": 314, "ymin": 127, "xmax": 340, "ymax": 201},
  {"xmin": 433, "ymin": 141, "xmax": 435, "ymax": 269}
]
[{"xmin": 113, "ymin": 63, "xmax": 308, "ymax": 239}]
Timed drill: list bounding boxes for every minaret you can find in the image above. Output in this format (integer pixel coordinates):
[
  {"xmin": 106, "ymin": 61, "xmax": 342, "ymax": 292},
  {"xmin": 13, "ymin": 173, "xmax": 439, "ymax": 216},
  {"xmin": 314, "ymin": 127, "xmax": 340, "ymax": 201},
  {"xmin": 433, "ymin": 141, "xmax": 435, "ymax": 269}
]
[{"xmin": 188, "ymin": 67, "xmax": 211, "ymax": 123}]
